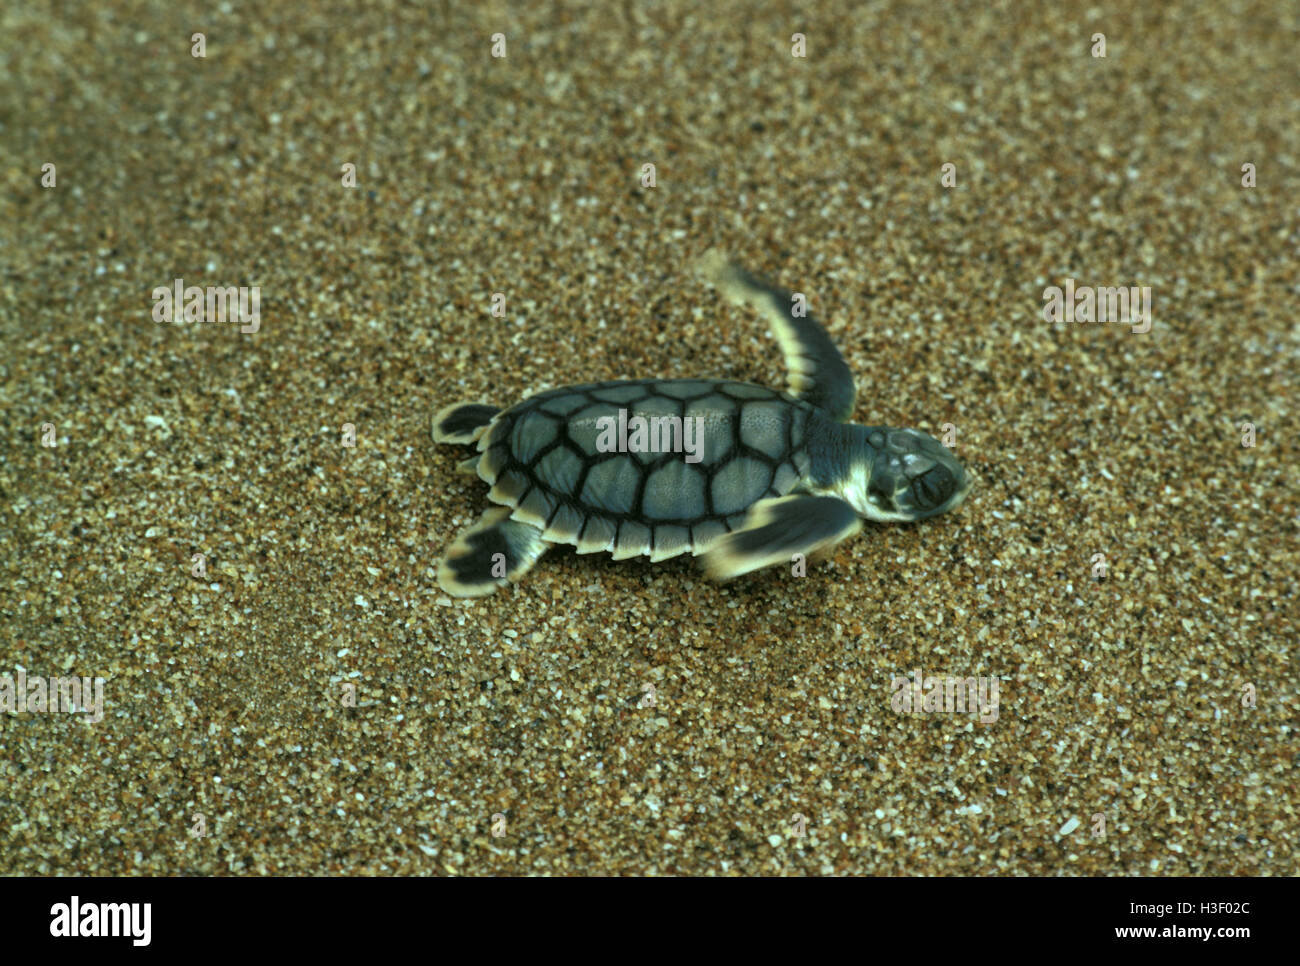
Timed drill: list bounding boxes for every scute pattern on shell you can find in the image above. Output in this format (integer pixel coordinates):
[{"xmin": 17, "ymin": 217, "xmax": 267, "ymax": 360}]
[{"xmin": 476, "ymin": 379, "xmax": 816, "ymax": 560}]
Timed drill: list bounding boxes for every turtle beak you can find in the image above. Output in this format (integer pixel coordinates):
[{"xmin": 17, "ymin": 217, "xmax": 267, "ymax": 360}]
[{"xmin": 945, "ymin": 463, "xmax": 974, "ymax": 512}]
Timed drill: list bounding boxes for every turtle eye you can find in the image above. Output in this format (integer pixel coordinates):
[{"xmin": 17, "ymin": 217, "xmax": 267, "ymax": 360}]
[{"xmin": 912, "ymin": 466, "xmax": 954, "ymax": 509}]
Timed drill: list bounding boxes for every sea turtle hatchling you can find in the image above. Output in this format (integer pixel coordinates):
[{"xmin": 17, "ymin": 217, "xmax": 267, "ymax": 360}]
[{"xmin": 432, "ymin": 253, "xmax": 972, "ymax": 597}]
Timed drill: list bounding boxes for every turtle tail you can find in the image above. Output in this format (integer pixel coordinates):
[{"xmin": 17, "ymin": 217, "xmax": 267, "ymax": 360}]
[{"xmin": 432, "ymin": 402, "xmax": 501, "ymax": 445}]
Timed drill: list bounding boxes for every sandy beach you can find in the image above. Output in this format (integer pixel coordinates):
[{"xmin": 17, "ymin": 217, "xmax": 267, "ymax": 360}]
[{"xmin": 0, "ymin": 0, "xmax": 1295, "ymax": 874}]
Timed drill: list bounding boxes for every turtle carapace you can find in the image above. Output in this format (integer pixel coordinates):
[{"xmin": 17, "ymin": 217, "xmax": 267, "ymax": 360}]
[{"xmin": 431, "ymin": 253, "xmax": 972, "ymax": 597}]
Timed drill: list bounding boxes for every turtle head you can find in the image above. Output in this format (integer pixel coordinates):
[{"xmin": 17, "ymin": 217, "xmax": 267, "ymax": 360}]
[{"xmin": 844, "ymin": 427, "xmax": 972, "ymax": 522}]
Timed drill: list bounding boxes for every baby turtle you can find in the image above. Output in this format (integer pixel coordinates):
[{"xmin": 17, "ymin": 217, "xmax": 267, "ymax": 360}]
[{"xmin": 432, "ymin": 253, "xmax": 971, "ymax": 596}]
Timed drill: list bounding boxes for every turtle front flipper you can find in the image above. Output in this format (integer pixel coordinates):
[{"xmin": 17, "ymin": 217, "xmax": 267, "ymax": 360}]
[
  {"xmin": 702, "ymin": 494, "xmax": 862, "ymax": 581},
  {"xmin": 432, "ymin": 402, "xmax": 501, "ymax": 445},
  {"xmin": 699, "ymin": 252, "xmax": 856, "ymax": 421},
  {"xmin": 437, "ymin": 507, "xmax": 551, "ymax": 597}
]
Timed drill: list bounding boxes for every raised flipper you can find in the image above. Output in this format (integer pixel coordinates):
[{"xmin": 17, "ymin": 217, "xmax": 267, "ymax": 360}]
[
  {"xmin": 432, "ymin": 402, "xmax": 501, "ymax": 445},
  {"xmin": 437, "ymin": 507, "xmax": 551, "ymax": 597},
  {"xmin": 699, "ymin": 251, "xmax": 856, "ymax": 421},
  {"xmin": 702, "ymin": 494, "xmax": 862, "ymax": 581}
]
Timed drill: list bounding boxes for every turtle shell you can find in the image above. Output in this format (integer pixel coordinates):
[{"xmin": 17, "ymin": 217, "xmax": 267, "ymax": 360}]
[{"xmin": 475, "ymin": 379, "xmax": 816, "ymax": 561}]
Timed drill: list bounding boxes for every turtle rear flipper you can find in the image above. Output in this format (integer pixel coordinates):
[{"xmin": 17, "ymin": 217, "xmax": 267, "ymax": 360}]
[
  {"xmin": 703, "ymin": 494, "xmax": 862, "ymax": 581},
  {"xmin": 699, "ymin": 251, "xmax": 856, "ymax": 421},
  {"xmin": 432, "ymin": 402, "xmax": 501, "ymax": 445},
  {"xmin": 437, "ymin": 507, "xmax": 550, "ymax": 597}
]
